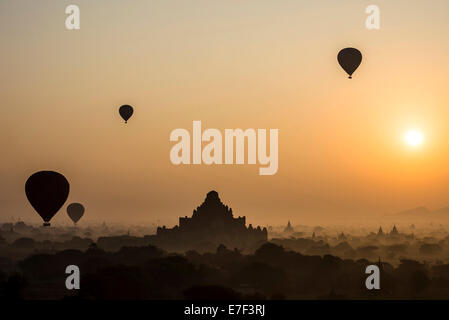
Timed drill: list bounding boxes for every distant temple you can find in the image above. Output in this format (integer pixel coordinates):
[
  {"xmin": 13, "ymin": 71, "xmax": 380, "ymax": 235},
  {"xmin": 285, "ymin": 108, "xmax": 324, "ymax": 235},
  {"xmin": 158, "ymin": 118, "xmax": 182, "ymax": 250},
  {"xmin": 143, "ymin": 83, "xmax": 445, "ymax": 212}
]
[
  {"xmin": 283, "ymin": 221, "xmax": 294, "ymax": 234},
  {"xmin": 338, "ymin": 232, "xmax": 347, "ymax": 241},
  {"xmin": 377, "ymin": 226, "xmax": 384, "ymax": 236},
  {"xmin": 153, "ymin": 191, "xmax": 267, "ymax": 251},
  {"xmin": 390, "ymin": 225, "xmax": 399, "ymax": 236}
]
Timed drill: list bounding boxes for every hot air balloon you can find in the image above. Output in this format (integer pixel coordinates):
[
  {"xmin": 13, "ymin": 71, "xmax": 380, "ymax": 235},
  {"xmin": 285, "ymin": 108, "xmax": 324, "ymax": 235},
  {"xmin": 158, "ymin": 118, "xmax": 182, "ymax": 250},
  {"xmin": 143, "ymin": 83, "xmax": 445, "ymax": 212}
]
[
  {"xmin": 119, "ymin": 105, "xmax": 134, "ymax": 123},
  {"xmin": 25, "ymin": 171, "xmax": 70, "ymax": 227},
  {"xmin": 67, "ymin": 203, "xmax": 85, "ymax": 225},
  {"xmin": 337, "ymin": 48, "xmax": 362, "ymax": 79}
]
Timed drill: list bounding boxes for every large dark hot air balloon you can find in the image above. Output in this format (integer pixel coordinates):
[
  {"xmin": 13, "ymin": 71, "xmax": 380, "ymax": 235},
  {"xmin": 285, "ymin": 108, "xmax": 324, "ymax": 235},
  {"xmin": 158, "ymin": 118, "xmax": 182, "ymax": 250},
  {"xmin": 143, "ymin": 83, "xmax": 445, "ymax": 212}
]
[
  {"xmin": 67, "ymin": 203, "xmax": 84, "ymax": 225},
  {"xmin": 337, "ymin": 48, "xmax": 362, "ymax": 79},
  {"xmin": 25, "ymin": 171, "xmax": 70, "ymax": 227},
  {"xmin": 119, "ymin": 105, "xmax": 134, "ymax": 123}
]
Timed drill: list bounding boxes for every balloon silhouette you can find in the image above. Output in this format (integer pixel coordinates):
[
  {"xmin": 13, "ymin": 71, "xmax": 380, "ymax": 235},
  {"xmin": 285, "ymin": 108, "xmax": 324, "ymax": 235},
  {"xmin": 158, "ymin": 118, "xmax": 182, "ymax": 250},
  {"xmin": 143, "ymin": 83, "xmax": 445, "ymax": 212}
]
[
  {"xmin": 337, "ymin": 48, "xmax": 362, "ymax": 79},
  {"xmin": 67, "ymin": 203, "xmax": 84, "ymax": 225},
  {"xmin": 25, "ymin": 171, "xmax": 70, "ymax": 227},
  {"xmin": 119, "ymin": 105, "xmax": 134, "ymax": 123}
]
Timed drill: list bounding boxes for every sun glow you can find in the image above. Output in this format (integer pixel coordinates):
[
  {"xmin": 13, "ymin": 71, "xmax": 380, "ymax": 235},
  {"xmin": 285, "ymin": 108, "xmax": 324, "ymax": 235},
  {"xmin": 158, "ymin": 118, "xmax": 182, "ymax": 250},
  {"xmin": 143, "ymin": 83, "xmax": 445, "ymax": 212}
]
[{"xmin": 404, "ymin": 130, "xmax": 424, "ymax": 147}]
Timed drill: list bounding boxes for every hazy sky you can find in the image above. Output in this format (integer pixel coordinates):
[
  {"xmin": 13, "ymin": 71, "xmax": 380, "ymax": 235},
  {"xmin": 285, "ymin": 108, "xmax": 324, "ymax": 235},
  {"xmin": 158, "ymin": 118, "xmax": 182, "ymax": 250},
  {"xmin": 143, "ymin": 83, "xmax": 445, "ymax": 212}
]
[{"xmin": 1, "ymin": 0, "xmax": 449, "ymax": 226}]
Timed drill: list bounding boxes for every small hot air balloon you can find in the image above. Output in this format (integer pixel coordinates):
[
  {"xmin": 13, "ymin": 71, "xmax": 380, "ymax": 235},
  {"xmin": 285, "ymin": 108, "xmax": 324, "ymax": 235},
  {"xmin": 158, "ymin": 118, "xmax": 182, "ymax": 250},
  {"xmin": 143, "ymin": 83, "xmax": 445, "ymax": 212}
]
[
  {"xmin": 67, "ymin": 203, "xmax": 84, "ymax": 225},
  {"xmin": 25, "ymin": 171, "xmax": 70, "ymax": 227},
  {"xmin": 337, "ymin": 48, "xmax": 362, "ymax": 79},
  {"xmin": 119, "ymin": 105, "xmax": 134, "ymax": 123}
]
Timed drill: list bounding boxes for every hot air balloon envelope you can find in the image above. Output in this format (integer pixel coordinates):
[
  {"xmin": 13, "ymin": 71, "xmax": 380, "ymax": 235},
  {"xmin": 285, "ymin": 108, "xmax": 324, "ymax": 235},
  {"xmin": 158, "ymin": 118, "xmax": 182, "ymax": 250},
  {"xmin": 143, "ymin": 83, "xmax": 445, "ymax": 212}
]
[
  {"xmin": 119, "ymin": 105, "xmax": 134, "ymax": 123},
  {"xmin": 67, "ymin": 203, "xmax": 85, "ymax": 224},
  {"xmin": 25, "ymin": 171, "xmax": 70, "ymax": 226},
  {"xmin": 337, "ymin": 48, "xmax": 362, "ymax": 79}
]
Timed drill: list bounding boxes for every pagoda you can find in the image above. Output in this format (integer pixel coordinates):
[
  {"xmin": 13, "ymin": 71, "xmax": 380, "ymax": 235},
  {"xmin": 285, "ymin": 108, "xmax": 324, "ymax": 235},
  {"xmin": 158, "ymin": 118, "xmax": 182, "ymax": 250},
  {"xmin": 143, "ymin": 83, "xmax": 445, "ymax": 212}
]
[
  {"xmin": 283, "ymin": 221, "xmax": 294, "ymax": 234},
  {"xmin": 155, "ymin": 191, "xmax": 267, "ymax": 251}
]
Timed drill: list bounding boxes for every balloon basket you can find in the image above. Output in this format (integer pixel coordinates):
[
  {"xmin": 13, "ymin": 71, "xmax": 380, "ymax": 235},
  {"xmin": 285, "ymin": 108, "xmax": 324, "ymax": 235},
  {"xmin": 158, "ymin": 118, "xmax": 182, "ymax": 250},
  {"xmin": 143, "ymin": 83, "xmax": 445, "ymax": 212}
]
[{"xmin": 43, "ymin": 222, "xmax": 50, "ymax": 227}]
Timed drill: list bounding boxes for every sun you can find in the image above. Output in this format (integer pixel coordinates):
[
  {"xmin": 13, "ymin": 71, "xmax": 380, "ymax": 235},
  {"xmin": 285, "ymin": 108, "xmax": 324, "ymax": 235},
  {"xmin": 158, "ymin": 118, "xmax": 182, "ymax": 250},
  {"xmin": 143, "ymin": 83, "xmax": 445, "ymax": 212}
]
[{"xmin": 404, "ymin": 130, "xmax": 424, "ymax": 147}]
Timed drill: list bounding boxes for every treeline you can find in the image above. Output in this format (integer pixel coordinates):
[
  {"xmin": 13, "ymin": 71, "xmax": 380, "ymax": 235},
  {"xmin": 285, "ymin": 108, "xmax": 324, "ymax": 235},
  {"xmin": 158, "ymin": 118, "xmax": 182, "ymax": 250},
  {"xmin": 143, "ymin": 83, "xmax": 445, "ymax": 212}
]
[{"xmin": 1, "ymin": 242, "xmax": 447, "ymax": 299}]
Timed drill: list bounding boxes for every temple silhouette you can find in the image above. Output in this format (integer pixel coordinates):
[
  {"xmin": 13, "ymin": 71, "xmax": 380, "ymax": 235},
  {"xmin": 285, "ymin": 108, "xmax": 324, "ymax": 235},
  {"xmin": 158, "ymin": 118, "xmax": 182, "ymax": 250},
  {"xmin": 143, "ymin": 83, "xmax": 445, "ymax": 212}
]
[
  {"xmin": 283, "ymin": 221, "xmax": 294, "ymax": 235},
  {"xmin": 150, "ymin": 191, "xmax": 267, "ymax": 252}
]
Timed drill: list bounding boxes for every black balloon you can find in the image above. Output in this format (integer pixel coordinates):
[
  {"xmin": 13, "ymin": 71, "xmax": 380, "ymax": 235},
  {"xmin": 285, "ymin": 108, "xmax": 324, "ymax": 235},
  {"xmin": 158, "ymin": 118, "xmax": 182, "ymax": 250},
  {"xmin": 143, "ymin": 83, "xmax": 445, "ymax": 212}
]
[
  {"xmin": 337, "ymin": 48, "xmax": 362, "ymax": 79},
  {"xmin": 67, "ymin": 203, "xmax": 84, "ymax": 224},
  {"xmin": 25, "ymin": 171, "xmax": 70, "ymax": 227},
  {"xmin": 119, "ymin": 105, "xmax": 134, "ymax": 123}
]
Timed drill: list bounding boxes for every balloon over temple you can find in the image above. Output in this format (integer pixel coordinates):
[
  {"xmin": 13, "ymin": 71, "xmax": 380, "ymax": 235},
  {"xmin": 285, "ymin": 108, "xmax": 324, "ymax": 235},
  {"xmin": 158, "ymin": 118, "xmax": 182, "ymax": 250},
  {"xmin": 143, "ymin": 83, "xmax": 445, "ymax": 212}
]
[
  {"xmin": 25, "ymin": 171, "xmax": 70, "ymax": 227},
  {"xmin": 67, "ymin": 203, "xmax": 85, "ymax": 225},
  {"xmin": 119, "ymin": 105, "xmax": 134, "ymax": 123},
  {"xmin": 337, "ymin": 48, "xmax": 362, "ymax": 79}
]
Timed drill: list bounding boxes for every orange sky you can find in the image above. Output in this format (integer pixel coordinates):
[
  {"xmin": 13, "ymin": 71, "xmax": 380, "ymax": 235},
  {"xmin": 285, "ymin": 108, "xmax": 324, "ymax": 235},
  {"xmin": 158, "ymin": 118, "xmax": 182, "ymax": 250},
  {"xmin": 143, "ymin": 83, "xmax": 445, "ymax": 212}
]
[{"xmin": 1, "ymin": 0, "xmax": 449, "ymax": 226}]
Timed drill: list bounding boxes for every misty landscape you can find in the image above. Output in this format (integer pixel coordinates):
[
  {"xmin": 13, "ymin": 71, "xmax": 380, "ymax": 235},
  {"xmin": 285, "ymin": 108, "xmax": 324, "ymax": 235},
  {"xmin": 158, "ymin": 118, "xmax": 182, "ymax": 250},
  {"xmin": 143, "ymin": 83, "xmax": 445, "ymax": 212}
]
[
  {"xmin": 2, "ymin": 0, "xmax": 449, "ymax": 307},
  {"xmin": 3, "ymin": 191, "xmax": 449, "ymax": 300}
]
